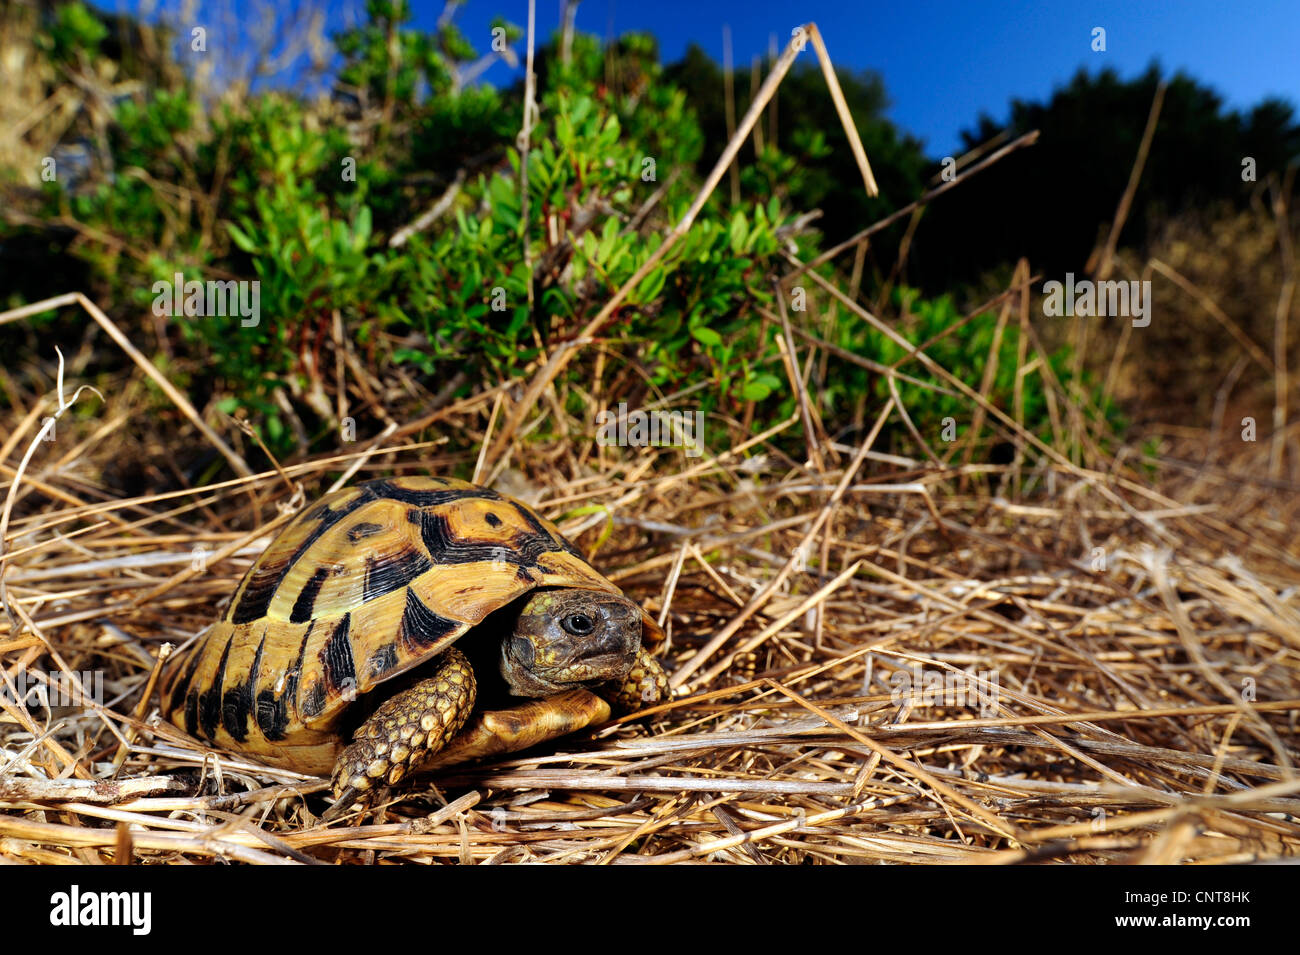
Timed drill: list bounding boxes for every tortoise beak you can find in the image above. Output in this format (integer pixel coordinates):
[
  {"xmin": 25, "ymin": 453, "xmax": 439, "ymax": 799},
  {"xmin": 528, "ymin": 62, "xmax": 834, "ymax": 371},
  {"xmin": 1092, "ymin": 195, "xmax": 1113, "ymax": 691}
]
[{"xmin": 586, "ymin": 626, "xmax": 636, "ymax": 659}]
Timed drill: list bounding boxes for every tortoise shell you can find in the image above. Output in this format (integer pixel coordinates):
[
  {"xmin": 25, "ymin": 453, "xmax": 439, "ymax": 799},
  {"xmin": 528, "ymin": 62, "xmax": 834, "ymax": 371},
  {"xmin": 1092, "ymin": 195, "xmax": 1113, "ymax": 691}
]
[{"xmin": 163, "ymin": 476, "xmax": 661, "ymax": 774}]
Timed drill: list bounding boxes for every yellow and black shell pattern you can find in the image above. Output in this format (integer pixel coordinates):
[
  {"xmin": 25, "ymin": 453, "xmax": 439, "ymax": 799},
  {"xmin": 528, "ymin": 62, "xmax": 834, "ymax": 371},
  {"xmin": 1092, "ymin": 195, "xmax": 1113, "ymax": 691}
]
[{"xmin": 163, "ymin": 476, "xmax": 661, "ymax": 774}]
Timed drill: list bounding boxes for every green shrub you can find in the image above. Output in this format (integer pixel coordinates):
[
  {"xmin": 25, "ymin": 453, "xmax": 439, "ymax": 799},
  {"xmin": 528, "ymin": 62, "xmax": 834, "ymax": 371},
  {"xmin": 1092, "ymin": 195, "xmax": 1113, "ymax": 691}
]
[{"xmin": 2, "ymin": 0, "xmax": 1122, "ymax": 470}]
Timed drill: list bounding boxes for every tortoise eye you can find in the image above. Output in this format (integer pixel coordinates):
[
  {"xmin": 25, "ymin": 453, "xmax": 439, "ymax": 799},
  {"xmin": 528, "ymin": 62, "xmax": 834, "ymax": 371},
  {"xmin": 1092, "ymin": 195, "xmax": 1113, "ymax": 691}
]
[{"xmin": 561, "ymin": 612, "xmax": 596, "ymax": 636}]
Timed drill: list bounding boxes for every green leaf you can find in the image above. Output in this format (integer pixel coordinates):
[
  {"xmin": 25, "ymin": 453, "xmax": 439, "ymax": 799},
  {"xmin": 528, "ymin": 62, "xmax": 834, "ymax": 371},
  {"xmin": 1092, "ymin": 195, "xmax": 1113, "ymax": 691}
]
[
  {"xmin": 634, "ymin": 266, "xmax": 666, "ymax": 303},
  {"xmin": 691, "ymin": 326, "xmax": 722, "ymax": 348},
  {"xmin": 226, "ymin": 221, "xmax": 257, "ymax": 253},
  {"xmin": 728, "ymin": 212, "xmax": 748, "ymax": 254},
  {"xmin": 352, "ymin": 206, "xmax": 373, "ymax": 251}
]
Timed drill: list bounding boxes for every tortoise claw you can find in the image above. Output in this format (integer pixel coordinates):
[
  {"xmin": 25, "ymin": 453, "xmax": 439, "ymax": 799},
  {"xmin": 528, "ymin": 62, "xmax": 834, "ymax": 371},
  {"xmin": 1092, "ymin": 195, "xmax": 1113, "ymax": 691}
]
[
  {"xmin": 599, "ymin": 646, "xmax": 670, "ymax": 714},
  {"xmin": 319, "ymin": 785, "xmax": 363, "ymax": 824}
]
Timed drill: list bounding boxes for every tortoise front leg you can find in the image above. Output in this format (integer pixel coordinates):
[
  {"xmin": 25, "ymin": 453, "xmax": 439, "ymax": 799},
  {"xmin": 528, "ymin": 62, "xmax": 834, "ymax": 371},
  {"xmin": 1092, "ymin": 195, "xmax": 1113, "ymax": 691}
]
[
  {"xmin": 422, "ymin": 647, "xmax": 667, "ymax": 771},
  {"xmin": 322, "ymin": 646, "xmax": 476, "ymax": 822},
  {"xmin": 423, "ymin": 689, "xmax": 612, "ymax": 769},
  {"xmin": 598, "ymin": 646, "xmax": 670, "ymax": 714},
  {"xmin": 422, "ymin": 649, "xmax": 667, "ymax": 771}
]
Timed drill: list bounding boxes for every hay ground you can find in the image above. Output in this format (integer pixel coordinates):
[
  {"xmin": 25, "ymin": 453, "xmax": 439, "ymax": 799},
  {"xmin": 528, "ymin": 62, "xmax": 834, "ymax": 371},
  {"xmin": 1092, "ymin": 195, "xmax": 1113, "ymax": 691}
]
[{"xmin": 1, "ymin": 337, "xmax": 1298, "ymax": 865}]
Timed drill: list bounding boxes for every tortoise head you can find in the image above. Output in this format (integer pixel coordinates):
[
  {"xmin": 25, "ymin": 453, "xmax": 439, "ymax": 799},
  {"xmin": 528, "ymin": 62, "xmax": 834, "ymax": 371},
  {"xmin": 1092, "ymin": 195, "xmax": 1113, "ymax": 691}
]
[{"xmin": 499, "ymin": 589, "xmax": 643, "ymax": 697}]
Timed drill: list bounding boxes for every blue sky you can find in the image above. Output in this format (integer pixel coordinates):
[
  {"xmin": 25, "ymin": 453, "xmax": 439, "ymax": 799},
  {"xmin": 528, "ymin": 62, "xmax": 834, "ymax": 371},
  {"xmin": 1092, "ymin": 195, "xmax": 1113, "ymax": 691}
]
[
  {"xmin": 114, "ymin": 0, "xmax": 1300, "ymax": 158},
  {"xmin": 452, "ymin": 0, "xmax": 1299, "ymax": 156}
]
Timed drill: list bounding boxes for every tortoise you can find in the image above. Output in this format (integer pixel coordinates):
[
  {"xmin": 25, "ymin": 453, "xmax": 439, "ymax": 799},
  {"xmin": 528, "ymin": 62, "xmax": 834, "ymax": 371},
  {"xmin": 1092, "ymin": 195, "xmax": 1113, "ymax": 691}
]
[{"xmin": 162, "ymin": 476, "xmax": 669, "ymax": 820}]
